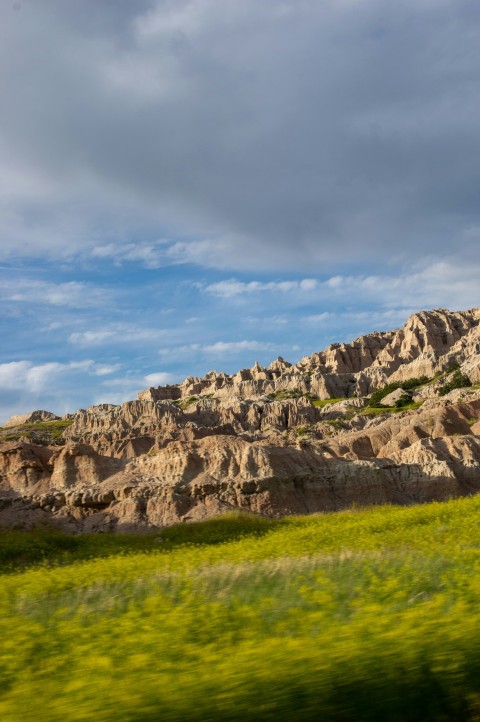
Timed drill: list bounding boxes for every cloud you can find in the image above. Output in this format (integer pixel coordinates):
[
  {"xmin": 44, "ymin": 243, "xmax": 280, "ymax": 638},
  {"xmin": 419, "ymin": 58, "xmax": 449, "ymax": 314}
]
[
  {"xmin": 69, "ymin": 330, "xmax": 117, "ymax": 346},
  {"xmin": 68, "ymin": 325, "xmax": 169, "ymax": 347},
  {"xmin": 0, "ymin": 359, "xmax": 106, "ymax": 422},
  {"xmin": 201, "ymin": 340, "xmax": 275, "ymax": 354},
  {"xmin": 0, "ymin": 1, "xmax": 479, "ymax": 272},
  {"xmin": 322, "ymin": 260, "xmax": 480, "ymax": 311},
  {"xmin": 0, "ymin": 279, "xmax": 111, "ymax": 307},
  {"xmin": 91, "ymin": 242, "xmax": 169, "ymax": 269},
  {"xmin": 93, "ymin": 370, "xmax": 180, "ymax": 405},
  {"xmin": 202, "ymin": 257, "xmax": 480, "ymax": 316},
  {"xmin": 158, "ymin": 340, "xmax": 277, "ymax": 363},
  {"xmin": 301, "ymin": 312, "xmax": 332, "ymax": 324},
  {"xmin": 0, "ymin": 359, "xmax": 179, "ymax": 422},
  {"xmin": 204, "ymin": 278, "xmax": 318, "ymax": 298},
  {"xmin": 143, "ymin": 371, "xmax": 177, "ymax": 385},
  {"xmin": 93, "ymin": 364, "xmax": 123, "ymax": 376},
  {"xmin": 0, "ymin": 360, "xmax": 94, "ymax": 394}
]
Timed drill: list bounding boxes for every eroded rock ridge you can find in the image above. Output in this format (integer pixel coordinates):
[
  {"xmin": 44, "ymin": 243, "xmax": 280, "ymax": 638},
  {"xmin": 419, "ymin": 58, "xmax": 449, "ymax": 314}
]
[{"xmin": 1, "ymin": 307, "xmax": 479, "ymax": 530}]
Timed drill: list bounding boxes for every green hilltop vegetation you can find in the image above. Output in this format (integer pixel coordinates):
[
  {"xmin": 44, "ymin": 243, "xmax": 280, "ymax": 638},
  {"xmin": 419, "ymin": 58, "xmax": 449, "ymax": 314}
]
[
  {"xmin": 4, "ymin": 497, "xmax": 480, "ymax": 720},
  {"xmin": 0, "ymin": 419, "xmax": 73, "ymax": 444}
]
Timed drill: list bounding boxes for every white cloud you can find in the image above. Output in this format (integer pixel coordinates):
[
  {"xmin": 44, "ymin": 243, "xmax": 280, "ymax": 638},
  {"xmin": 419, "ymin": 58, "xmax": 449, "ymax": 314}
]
[
  {"xmin": 0, "ymin": 359, "xmax": 115, "ymax": 422},
  {"xmin": 93, "ymin": 364, "xmax": 123, "ymax": 376},
  {"xmin": 158, "ymin": 340, "xmax": 277, "ymax": 362},
  {"xmin": 201, "ymin": 340, "xmax": 275, "ymax": 354},
  {"xmin": 0, "ymin": 361, "xmax": 34, "ymax": 390},
  {"xmin": 204, "ymin": 278, "xmax": 318, "ymax": 298},
  {"xmin": 200, "ymin": 256, "xmax": 480, "ymax": 312},
  {"xmin": 93, "ymin": 370, "xmax": 180, "ymax": 405},
  {"xmin": 91, "ymin": 241, "xmax": 169, "ymax": 269},
  {"xmin": 69, "ymin": 330, "xmax": 116, "ymax": 346},
  {"xmin": 322, "ymin": 260, "xmax": 480, "ymax": 312},
  {"xmin": 68, "ymin": 325, "xmax": 169, "ymax": 347},
  {"xmin": 301, "ymin": 312, "xmax": 331, "ymax": 324},
  {"xmin": 143, "ymin": 371, "xmax": 177, "ymax": 385},
  {"xmin": 0, "ymin": 360, "xmax": 96, "ymax": 394},
  {"xmin": 0, "ymin": 279, "xmax": 111, "ymax": 307}
]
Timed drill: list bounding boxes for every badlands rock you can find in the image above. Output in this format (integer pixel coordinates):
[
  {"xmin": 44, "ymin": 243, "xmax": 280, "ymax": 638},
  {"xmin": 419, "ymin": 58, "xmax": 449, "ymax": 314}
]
[
  {"xmin": 2, "ymin": 410, "xmax": 60, "ymax": 429},
  {"xmin": 379, "ymin": 388, "xmax": 408, "ymax": 407},
  {"xmin": 327, "ymin": 397, "xmax": 480, "ymax": 460},
  {"xmin": 137, "ymin": 308, "xmax": 480, "ymax": 402},
  {"xmin": 2, "ymin": 433, "xmax": 479, "ymax": 532},
  {"xmin": 0, "ymin": 441, "xmax": 54, "ymax": 495},
  {"xmin": 1, "ymin": 307, "xmax": 479, "ymax": 531},
  {"xmin": 62, "ymin": 396, "xmax": 324, "ymax": 458}
]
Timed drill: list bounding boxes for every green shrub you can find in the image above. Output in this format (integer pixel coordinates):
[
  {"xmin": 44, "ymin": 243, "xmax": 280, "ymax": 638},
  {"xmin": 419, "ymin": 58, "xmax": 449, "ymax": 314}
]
[
  {"xmin": 369, "ymin": 376, "xmax": 429, "ymax": 408},
  {"xmin": 394, "ymin": 393, "xmax": 414, "ymax": 409},
  {"xmin": 267, "ymin": 389, "xmax": 305, "ymax": 401},
  {"xmin": 360, "ymin": 401, "xmax": 423, "ymax": 416},
  {"xmin": 438, "ymin": 370, "xmax": 472, "ymax": 396}
]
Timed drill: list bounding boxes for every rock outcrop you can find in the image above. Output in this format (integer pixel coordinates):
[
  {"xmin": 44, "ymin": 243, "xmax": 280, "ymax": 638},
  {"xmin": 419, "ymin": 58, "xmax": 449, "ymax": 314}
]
[
  {"xmin": 2, "ymin": 410, "xmax": 60, "ymax": 429},
  {"xmin": 1, "ymin": 307, "xmax": 479, "ymax": 531},
  {"xmin": 137, "ymin": 308, "xmax": 480, "ymax": 403}
]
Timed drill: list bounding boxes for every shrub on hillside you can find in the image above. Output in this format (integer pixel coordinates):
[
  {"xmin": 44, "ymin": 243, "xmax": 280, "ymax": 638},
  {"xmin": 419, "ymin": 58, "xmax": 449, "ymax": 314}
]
[
  {"xmin": 369, "ymin": 376, "xmax": 429, "ymax": 408},
  {"xmin": 394, "ymin": 393, "xmax": 414, "ymax": 409},
  {"xmin": 438, "ymin": 370, "xmax": 471, "ymax": 396}
]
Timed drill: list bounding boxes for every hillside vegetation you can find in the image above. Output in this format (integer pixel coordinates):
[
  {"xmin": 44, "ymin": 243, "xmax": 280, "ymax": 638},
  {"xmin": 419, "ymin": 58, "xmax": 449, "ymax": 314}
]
[
  {"xmin": 0, "ymin": 419, "xmax": 73, "ymax": 444},
  {"xmin": 3, "ymin": 498, "xmax": 480, "ymax": 720}
]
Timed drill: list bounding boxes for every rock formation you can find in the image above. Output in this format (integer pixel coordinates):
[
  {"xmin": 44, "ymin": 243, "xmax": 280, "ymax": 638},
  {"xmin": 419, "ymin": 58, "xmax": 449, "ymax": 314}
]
[
  {"xmin": 1, "ymin": 307, "xmax": 479, "ymax": 531},
  {"xmin": 3, "ymin": 410, "xmax": 60, "ymax": 428}
]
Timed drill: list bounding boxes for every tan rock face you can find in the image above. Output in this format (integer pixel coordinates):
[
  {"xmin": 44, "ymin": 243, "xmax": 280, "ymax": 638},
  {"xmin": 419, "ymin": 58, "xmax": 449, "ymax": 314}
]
[
  {"xmin": 379, "ymin": 388, "xmax": 408, "ymax": 407},
  {"xmin": 1, "ymin": 307, "xmax": 479, "ymax": 531},
  {"xmin": 2, "ymin": 410, "xmax": 60, "ymax": 428},
  {"xmin": 135, "ymin": 308, "xmax": 479, "ymax": 402},
  {"xmin": 0, "ymin": 441, "xmax": 53, "ymax": 495}
]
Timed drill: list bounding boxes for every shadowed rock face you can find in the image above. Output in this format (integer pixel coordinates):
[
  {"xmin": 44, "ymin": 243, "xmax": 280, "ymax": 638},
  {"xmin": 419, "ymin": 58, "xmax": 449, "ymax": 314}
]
[{"xmin": 1, "ymin": 307, "xmax": 479, "ymax": 531}]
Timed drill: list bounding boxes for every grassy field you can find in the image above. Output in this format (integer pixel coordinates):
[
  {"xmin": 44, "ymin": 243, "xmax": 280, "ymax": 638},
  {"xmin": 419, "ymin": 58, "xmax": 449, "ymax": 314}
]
[{"xmin": 3, "ymin": 498, "xmax": 480, "ymax": 720}]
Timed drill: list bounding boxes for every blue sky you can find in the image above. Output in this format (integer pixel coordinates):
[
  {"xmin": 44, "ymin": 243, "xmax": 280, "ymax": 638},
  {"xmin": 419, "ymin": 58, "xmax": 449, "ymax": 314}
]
[{"xmin": 1, "ymin": 0, "xmax": 479, "ymax": 423}]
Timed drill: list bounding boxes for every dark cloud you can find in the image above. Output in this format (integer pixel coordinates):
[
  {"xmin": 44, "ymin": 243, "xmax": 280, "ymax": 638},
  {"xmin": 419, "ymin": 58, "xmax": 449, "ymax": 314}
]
[{"xmin": 1, "ymin": 0, "xmax": 479, "ymax": 270}]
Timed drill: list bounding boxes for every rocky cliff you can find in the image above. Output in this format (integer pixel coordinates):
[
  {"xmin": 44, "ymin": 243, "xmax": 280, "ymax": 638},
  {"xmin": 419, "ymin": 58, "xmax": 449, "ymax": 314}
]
[{"xmin": 1, "ymin": 307, "xmax": 479, "ymax": 531}]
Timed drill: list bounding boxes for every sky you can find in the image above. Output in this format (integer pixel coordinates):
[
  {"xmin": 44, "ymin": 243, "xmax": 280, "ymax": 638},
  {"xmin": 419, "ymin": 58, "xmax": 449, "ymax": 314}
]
[{"xmin": 1, "ymin": 0, "xmax": 479, "ymax": 423}]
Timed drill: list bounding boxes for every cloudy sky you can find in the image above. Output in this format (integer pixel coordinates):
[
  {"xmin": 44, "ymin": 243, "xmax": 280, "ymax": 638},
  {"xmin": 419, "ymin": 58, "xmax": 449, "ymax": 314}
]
[{"xmin": 1, "ymin": 0, "xmax": 479, "ymax": 422}]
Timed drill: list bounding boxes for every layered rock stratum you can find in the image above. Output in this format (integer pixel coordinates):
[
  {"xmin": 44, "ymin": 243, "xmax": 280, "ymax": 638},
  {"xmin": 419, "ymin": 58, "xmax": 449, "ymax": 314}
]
[{"xmin": 1, "ymin": 307, "xmax": 479, "ymax": 531}]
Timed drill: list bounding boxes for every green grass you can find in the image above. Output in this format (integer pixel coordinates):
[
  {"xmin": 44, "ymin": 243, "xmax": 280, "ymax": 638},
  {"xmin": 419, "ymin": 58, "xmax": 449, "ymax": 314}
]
[
  {"xmin": 0, "ymin": 515, "xmax": 276, "ymax": 573},
  {"xmin": 294, "ymin": 425, "xmax": 313, "ymax": 436},
  {"xmin": 360, "ymin": 401, "xmax": 423, "ymax": 416},
  {"xmin": 312, "ymin": 397, "xmax": 344, "ymax": 407},
  {"xmin": 0, "ymin": 419, "xmax": 74, "ymax": 443},
  {"xmin": 179, "ymin": 396, "xmax": 198, "ymax": 409},
  {"xmin": 325, "ymin": 418, "xmax": 349, "ymax": 429},
  {"xmin": 5, "ymin": 498, "xmax": 480, "ymax": 720}
]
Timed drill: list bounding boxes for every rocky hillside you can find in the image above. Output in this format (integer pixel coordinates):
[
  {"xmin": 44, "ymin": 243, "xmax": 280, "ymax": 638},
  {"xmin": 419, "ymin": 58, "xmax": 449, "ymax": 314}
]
[{"xmin": 1, "ymin": 307, "xmax": 479, "ymax": 531}]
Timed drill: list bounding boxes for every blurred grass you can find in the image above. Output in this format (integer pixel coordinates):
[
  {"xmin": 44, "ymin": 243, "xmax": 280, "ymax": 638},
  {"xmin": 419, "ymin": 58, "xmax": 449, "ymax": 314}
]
[
  {"xmin": 0, "ymin": 513, "xmax": 277, "ymax": 573},
  {"xmin": 3, "ymin": 498, "xmax": 480, "ymax": 720}
]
